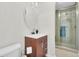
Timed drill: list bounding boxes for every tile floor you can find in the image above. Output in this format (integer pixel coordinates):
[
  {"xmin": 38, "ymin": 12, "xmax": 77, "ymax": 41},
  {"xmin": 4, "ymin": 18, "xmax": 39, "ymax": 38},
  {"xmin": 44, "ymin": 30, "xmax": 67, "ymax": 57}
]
[{"xmin": 55, "ymin": 48, "xmax": 78, "ymax": 57}]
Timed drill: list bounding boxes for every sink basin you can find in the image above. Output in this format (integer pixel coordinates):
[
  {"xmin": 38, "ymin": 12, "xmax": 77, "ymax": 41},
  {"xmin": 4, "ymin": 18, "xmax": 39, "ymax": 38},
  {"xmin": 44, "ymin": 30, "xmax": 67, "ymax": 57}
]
[{"xmin": 26, "ymin": 34, "xmax": 47, "ymax": 39}]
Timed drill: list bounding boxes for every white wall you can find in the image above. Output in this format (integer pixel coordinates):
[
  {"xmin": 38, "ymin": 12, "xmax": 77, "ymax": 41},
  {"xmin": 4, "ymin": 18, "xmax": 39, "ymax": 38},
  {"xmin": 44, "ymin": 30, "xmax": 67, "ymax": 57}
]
[
  {"xmin": 0, "ymin": 2, "xmax": 55, "ymax": 56},
  {"xmin": 0, "ymin": 3, "xmax": 28, "ymax": 55}
]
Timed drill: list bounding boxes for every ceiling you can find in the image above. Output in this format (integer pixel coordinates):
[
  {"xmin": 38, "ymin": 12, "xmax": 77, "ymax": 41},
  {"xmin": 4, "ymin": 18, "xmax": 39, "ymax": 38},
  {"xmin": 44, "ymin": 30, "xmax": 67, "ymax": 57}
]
[{"xmin": 56, "ymin": 2, "xmax": 76, "ymax": 10}]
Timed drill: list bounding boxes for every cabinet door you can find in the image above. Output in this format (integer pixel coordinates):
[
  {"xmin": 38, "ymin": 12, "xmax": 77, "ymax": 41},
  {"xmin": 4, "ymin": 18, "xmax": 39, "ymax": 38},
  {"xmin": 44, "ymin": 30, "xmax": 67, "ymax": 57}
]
[
  {"xmin": 36, "ymin": 39, "xmax": 44, "ymax": 57},
  {"xmin": 25, "ymin": 37, "xmax": 36, "ymax": 57}
]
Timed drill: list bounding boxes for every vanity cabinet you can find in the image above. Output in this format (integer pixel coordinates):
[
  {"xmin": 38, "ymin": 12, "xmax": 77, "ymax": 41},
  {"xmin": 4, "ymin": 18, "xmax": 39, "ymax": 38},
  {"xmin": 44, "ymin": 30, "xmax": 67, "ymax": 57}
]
[{"xmin": 25, "ymin": 35, "xmax": 47, "ymax": 57}]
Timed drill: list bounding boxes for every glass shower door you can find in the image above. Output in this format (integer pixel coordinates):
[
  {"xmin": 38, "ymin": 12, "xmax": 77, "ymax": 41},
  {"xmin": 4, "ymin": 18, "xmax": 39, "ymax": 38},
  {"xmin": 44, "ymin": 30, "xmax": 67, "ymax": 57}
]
[{"xmin": 59, "ymin": 7, "xmax": 76, "ymax": 49}]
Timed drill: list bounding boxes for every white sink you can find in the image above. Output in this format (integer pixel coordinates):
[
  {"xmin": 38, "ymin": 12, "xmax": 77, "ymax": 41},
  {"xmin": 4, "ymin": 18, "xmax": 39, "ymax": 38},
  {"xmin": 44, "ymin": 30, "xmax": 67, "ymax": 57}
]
[{"xmin": 26, "ymin": 34, "xmax": 47, "ymax": 39}]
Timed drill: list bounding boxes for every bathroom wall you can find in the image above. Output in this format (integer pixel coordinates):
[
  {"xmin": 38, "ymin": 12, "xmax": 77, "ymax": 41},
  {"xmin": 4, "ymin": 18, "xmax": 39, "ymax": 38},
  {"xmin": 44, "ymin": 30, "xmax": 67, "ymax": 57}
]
[
  {"xmin": 0, "ymin": 3, "xmax": 28, "ymax": 55},
  {"xmin": 0, "ymin": 2, "xmax": 55, "ymax": 56}
]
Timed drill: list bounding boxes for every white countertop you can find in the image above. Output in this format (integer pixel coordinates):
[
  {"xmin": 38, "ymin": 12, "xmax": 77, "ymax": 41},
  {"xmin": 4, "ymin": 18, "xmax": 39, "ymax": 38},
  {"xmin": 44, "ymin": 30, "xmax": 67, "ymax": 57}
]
[{"xmin": 26, "ymin": 34, "xmax": 47, "ymax": 39}]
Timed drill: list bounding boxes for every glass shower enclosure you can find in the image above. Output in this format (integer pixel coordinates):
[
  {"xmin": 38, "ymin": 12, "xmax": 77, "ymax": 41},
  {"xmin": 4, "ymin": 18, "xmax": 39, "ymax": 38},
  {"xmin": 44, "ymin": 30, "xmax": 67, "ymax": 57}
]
[{"xmin": 55, "ymin": 5, "xmax": 77, "ymax": 50}]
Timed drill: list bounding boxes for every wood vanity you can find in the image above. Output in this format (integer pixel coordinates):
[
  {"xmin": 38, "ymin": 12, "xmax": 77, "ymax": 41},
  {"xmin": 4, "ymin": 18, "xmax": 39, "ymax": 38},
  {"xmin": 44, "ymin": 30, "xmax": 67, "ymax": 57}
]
[{"xmin": 25, "ymin": 34, "xmax": 47, "ymax": 57}]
